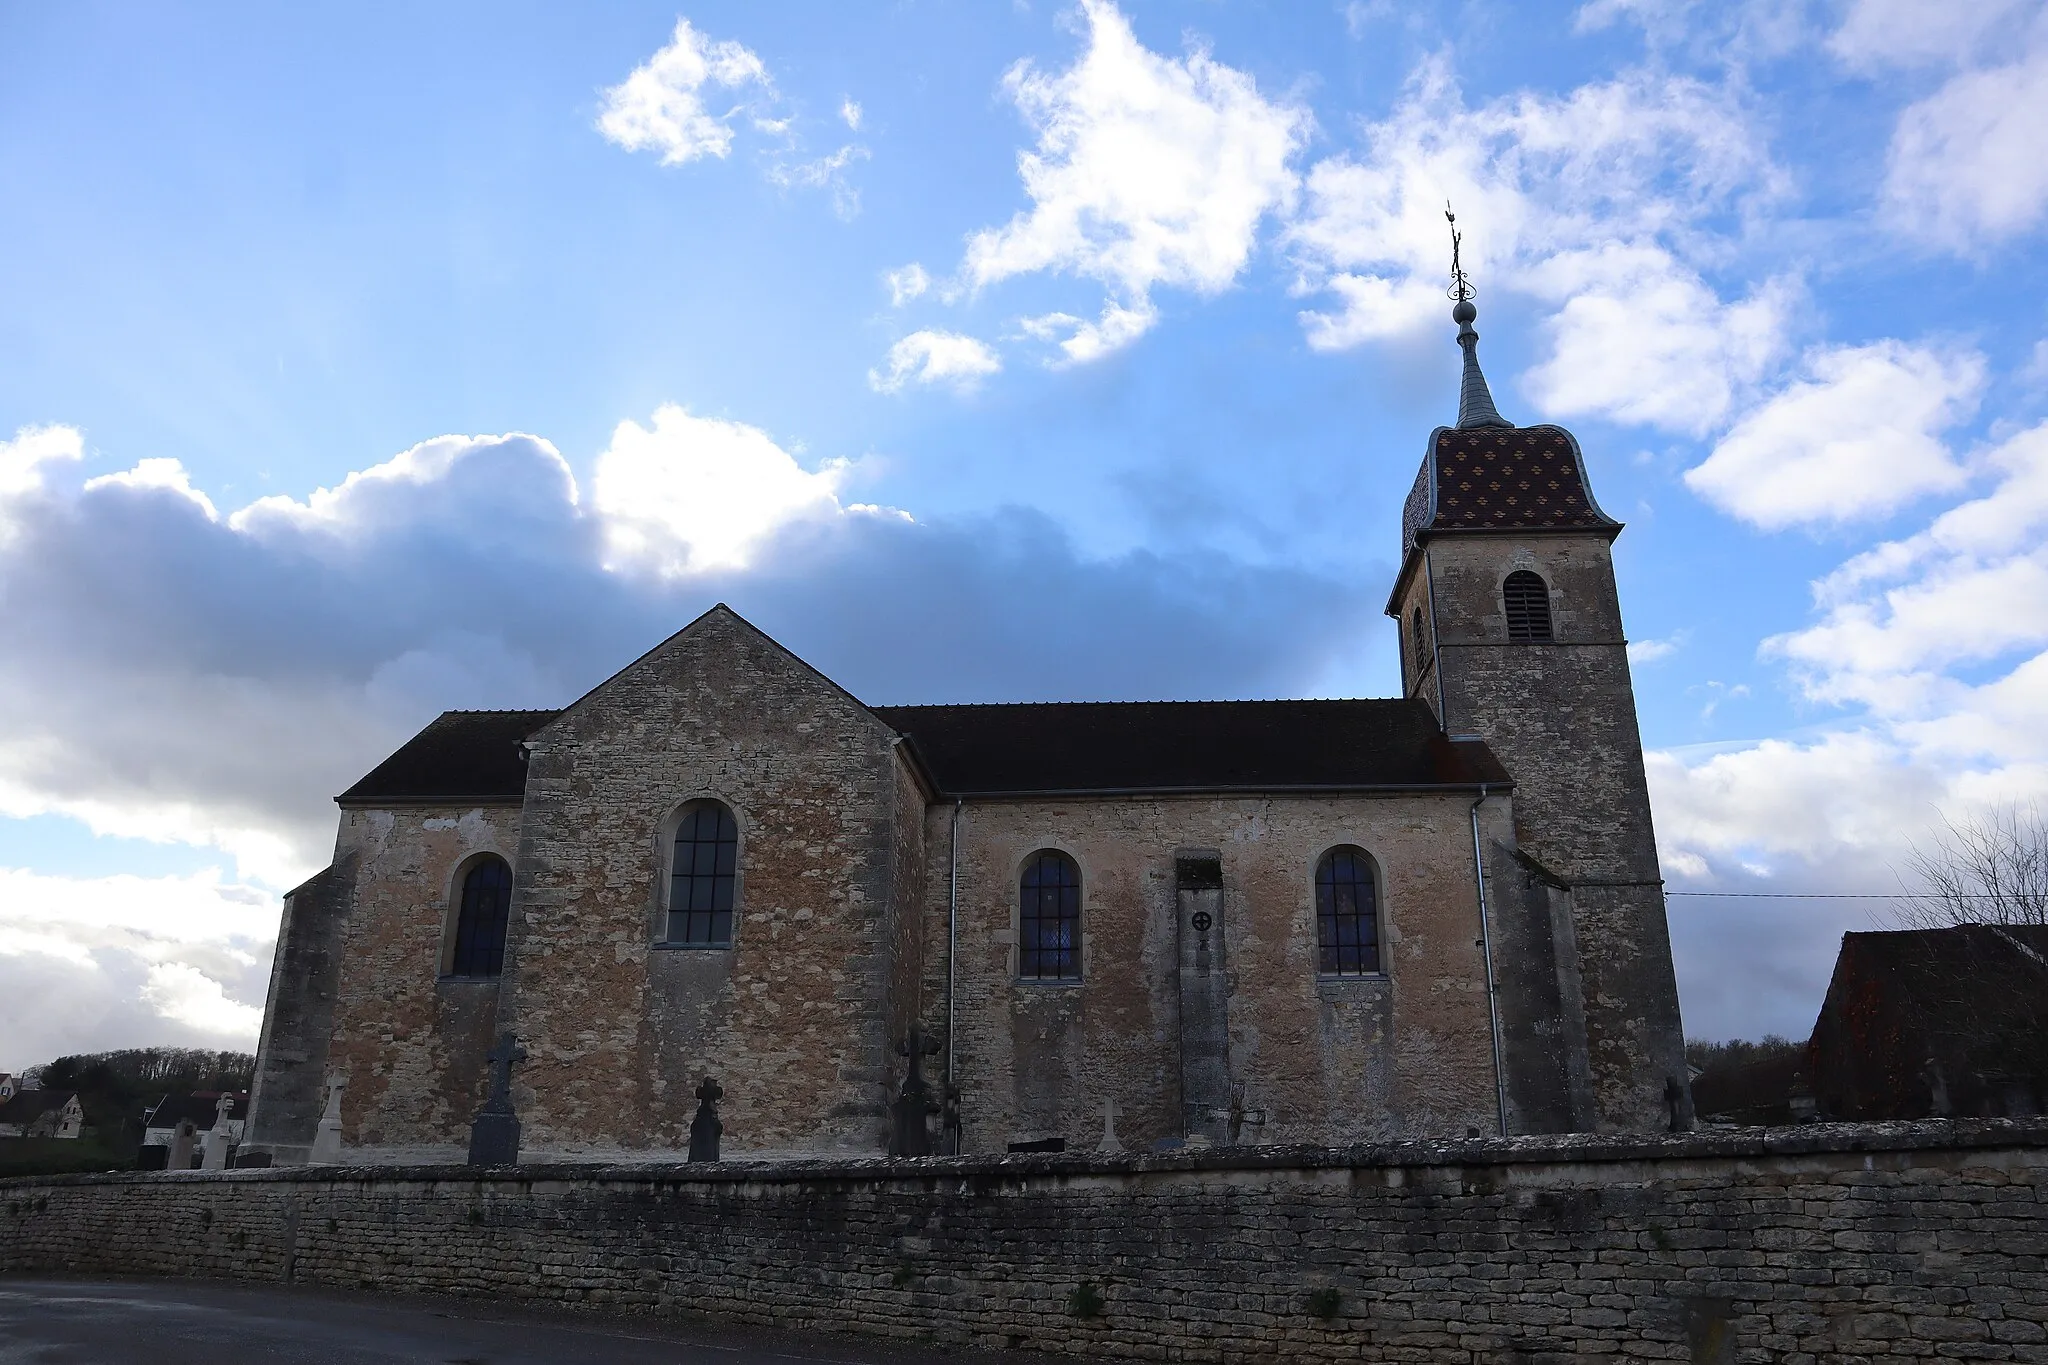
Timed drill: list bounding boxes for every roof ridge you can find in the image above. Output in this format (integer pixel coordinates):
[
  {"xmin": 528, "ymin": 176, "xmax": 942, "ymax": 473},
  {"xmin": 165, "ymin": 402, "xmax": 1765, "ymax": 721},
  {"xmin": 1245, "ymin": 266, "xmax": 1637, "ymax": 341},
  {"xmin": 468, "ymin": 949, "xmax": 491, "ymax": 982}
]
[{"xmin": 874, "ymin": 697, "xmax": 1406, "ymax": 710}]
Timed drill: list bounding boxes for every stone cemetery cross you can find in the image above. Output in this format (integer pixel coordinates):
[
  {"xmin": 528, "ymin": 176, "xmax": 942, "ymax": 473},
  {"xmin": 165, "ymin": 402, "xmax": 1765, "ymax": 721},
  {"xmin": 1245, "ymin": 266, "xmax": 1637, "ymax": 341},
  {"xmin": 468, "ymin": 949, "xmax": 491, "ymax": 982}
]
[
  {"xmin": 483, "ymin": 1033, "xmax": 526, "ymax": 1110},
  {"xmin": 1096, "ymin": 1097, "xmax": 1124, "ymax": 1154},
  {"xmin": 466, "ymin": 1032, "xmax": 528, "ymax": 1167},
  {"xmin": 687, "ymin": 1076, "xmax": 723, "ymax": 1163},
  {"xmin": 892, "ymin": 1024, "xmax": 942, "ymax": 1157},
  {"xmin": 200, "ymin": 1093, "xmax": 235, "ymax": 1170}
]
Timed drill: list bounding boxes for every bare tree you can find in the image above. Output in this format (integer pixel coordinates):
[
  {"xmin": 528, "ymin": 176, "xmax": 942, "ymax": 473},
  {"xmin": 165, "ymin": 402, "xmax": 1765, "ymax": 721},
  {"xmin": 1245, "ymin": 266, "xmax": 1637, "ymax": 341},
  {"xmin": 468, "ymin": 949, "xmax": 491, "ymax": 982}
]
[
  {"xmin": 1864, "ymin": 802, "xmax": 2048, "ymax": 1116},
  {"xmin": 1897, "ymin": 802, "xmax": 2048, "ymax": 933}
]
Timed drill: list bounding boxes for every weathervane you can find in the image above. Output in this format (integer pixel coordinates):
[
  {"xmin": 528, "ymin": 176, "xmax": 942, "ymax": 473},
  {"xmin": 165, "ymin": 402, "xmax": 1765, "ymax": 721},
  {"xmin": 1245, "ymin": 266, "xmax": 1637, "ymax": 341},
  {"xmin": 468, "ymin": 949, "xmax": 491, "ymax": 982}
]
[{"xmin": 1446, "ymin": 202, "xmax": 1475, "ymax": 305}]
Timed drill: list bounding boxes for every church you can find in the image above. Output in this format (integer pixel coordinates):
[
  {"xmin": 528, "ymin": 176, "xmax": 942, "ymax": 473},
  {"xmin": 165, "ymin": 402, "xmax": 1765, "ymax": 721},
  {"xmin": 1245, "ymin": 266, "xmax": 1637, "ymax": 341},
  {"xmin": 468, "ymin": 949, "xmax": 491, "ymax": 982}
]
[{"xmin": 244, "ymin": 292, "xmax": 1691, "ymax": 1165}]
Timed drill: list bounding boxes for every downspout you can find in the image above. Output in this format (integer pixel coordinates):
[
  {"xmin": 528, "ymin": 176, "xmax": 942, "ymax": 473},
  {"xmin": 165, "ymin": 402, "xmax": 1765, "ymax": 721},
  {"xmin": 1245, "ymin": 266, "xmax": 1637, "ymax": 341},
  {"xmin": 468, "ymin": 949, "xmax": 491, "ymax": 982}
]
[
  {"xmin": 1469, "ymin": 782, "xmax": 1510, "ymax": 1136},
  {"xmin": 946, "ymin": 798, "xmax": 963, "ymax": 1141}
]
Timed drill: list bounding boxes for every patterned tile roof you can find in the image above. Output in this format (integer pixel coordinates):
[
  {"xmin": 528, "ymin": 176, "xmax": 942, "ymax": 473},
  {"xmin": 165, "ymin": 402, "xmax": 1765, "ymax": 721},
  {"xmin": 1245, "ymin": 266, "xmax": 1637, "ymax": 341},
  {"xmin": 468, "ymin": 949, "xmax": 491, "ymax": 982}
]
[{"xmin": 1401, "ymin": 423, "xmax": 1618, "ymax": 560}]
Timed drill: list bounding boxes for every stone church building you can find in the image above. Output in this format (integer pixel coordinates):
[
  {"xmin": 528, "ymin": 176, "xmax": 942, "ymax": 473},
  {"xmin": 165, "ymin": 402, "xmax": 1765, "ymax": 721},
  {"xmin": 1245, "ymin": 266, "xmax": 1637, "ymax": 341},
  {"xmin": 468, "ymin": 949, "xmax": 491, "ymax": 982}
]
[{"xmin": 246, "ymin": 303, "xmax": 1690, "ymax": 1165}]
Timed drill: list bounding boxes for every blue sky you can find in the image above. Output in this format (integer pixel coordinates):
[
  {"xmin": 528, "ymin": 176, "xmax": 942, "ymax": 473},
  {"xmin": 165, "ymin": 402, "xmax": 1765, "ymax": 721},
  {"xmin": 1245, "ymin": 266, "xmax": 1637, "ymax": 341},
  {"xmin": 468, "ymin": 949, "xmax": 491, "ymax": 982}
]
[{"xmin": 4, "ymin": 0, "xmax": 2047, "ymax": 1068}]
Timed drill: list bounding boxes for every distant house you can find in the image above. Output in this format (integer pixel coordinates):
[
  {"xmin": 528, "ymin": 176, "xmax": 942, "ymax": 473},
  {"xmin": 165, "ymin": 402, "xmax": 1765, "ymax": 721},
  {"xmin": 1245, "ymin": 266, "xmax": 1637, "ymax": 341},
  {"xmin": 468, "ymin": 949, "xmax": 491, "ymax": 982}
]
[
  {"xmin": 143, "ymin": 1091, "xmax": 249, "ymax": 1165},
  {"xmin": 1810, "ymin": 925, "xmax": 2048, "ymax": 1121},
  {"xmin": 0, "ymin": 1090, "xmax": 85, "ymax": 1139},
  {"xmin": 0, "ymin": 1073, "xmax": 17, "ymax": 1102}
]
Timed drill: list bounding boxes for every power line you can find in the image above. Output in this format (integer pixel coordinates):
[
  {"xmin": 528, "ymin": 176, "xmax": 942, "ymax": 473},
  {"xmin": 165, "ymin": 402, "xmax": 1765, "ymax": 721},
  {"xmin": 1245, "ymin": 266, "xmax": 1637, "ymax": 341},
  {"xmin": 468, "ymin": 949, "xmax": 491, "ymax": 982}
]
[{"xmin": 1664, "ymin": 890, "xmax": 2024, "ymax": 900}]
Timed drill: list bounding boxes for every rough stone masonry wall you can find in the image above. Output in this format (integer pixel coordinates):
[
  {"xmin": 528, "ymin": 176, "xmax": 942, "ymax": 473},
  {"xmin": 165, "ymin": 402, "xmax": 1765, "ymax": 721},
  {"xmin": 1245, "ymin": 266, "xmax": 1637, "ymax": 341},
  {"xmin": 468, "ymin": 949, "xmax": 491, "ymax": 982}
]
[
  {"xmin": 1406, "ymin": 533, "xmax": 1689, "ymax": 1134},
  {"xmin": 499, "ymin": 608, "xmax": 911, "ymax": 1158},
  {"xmin": 8, "ymin": 1121, "xmax": 2042, "ymax": 1363},
  {"xmin": 932, "ymin": 792, "xmax": 1521, "ymax": 1154},
  {"xmin": 319, "ymin": 804, "xmax": 526, "ymax": 1159}
]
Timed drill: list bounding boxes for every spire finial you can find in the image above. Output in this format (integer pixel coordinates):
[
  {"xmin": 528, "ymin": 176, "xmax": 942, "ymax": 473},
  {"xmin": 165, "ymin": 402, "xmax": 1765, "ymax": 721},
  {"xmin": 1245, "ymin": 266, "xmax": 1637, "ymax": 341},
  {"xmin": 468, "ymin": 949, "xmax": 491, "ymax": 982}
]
[
  {"xmin": 1448, "ymin": 203, "xmax": 1475, "ymax": 309},
  {"xmin": 1445, "ymin": 203, "xmax": 1510, "ymax": 430}
]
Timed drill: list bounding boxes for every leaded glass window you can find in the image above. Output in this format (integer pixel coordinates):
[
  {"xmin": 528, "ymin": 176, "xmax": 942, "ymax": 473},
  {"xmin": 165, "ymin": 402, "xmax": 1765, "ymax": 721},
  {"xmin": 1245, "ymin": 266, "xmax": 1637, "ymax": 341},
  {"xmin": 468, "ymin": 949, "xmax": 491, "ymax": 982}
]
[
  {"xmin": 1316, "ymin": 846, "xmax": 1381, "ymax": 977},
  {"xmin": 668, "ymin": 801, "xmax": 739, "ymax": 946},
  {"xmin": 1019, "ymin": 849, "xmax": 1081, "ymax": 981},
  {"xmin": 450, "ymin": 856, "xmax": 512, "ymax": 978}
]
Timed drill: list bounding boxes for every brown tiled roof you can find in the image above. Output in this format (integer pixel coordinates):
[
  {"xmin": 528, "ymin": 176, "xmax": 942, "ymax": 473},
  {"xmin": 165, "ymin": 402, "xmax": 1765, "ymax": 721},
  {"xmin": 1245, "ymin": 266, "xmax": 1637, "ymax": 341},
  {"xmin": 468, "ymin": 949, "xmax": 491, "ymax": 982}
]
[
  {"xmin": 874, "ymin": 698, "xmax": 1509, "ymax": 796},
  {"xmin": 337, "ymin": 699, "xmax": 1509, "ymax": 805},
  {"xmin": 1401, "ymin": 424, "xmax": 1618, "ymax": 560},
  {"xmin": 337, "ymin": 710, "xmax": 557, "ymax": 806}
]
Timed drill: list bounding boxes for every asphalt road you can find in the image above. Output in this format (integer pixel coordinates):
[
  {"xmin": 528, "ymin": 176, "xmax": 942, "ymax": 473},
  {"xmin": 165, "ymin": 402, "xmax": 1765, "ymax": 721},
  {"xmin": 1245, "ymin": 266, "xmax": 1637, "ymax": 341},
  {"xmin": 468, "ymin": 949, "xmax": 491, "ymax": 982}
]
[{"xmin": 0, "ymin": 1278, "xmax": 1078, "ymax": 1365}]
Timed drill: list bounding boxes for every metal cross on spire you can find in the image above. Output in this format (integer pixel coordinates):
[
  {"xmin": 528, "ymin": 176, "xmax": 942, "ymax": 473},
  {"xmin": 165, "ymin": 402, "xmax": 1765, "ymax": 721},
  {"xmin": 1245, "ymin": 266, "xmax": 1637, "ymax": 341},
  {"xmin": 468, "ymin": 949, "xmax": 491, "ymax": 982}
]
[
  {"xmin": 1447, "ymin": 203, "xmax": 1475, "ymax": 305},
  {"xmin": 1443, "ymin": 202, "xmax": 1510, "ymax": 430}
]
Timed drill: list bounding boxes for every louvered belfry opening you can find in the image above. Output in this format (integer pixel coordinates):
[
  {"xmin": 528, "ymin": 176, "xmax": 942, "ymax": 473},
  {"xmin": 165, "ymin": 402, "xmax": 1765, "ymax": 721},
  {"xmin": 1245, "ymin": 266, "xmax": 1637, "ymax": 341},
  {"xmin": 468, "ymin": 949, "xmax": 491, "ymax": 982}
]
[{"xmin": 1503, "ymin": 570, "xmax": 1553, "ymax": 641}]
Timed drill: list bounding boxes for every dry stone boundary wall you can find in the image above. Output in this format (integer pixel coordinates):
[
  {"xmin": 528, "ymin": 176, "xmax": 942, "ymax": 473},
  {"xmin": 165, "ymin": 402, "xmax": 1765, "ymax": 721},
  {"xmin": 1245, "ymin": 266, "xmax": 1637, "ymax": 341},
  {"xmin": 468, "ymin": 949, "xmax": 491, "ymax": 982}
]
[{"xmin": 4, "ymin": 1120, "xmax": 2046, "ymax": 1363}]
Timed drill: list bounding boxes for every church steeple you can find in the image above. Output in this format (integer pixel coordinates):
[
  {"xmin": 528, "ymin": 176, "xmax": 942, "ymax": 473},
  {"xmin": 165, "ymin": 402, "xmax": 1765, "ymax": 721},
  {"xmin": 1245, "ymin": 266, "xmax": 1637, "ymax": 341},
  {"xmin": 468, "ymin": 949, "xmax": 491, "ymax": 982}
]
[{"xmin": 1447, "ymin": 208, "xmax": 1512, "ymax": 431}]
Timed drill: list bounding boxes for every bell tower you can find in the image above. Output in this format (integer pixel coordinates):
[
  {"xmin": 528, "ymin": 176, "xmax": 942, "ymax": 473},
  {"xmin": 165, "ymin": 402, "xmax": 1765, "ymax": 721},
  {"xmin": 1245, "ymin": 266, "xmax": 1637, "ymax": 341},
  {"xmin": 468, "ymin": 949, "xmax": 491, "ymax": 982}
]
[{"xmin": 1385, "ymin": 215, "xmax": 1688, "ymax": 1132}]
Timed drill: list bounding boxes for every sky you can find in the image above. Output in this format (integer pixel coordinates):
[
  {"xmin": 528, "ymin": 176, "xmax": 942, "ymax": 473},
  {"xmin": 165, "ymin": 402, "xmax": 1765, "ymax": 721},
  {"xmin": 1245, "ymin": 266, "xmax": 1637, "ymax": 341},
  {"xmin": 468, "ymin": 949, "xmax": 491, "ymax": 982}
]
[{"xmin": 4, "ymin": 0, "xmax": 2047, "ymax": 1070}]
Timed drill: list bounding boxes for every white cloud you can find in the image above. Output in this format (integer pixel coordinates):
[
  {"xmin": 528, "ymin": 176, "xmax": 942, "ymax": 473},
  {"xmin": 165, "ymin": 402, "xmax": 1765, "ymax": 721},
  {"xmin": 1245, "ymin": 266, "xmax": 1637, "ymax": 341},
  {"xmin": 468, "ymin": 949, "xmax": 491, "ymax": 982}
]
[
  {"xmin": 1650, "ymin": 418, "xmax": 2048, "ymax": 1035},
  {"xmin": 1341, "ymin": 1, "xmax": 1395, "ymax": 37},
  {"xmin": 840, "ymin": 98, "xmax": 863, "ymax": 131},
  {"xmin": 0, "ymin": 866, "xmax": 277, "ymax": 1065},
  {"xmin": 1521, "ymin": 246, "xmax": 1793, "ymax": 436},
  {"xmin": 1769, "ymin": 421, "xmax": 2048, "ymax": 694},
  {"xmin": 1018, "ymin": 301, "xmax": 1157, "ymax": 366},
  {"xmin": 0, "ymin": 425, "xmax": 86, "ymax": 548},
  {"xmin": 1628, "ymin": 631, "xmax": 1686, "ymax": 665},
  {"xmin": 884, "ymin": 263, "xmax": 930, "ymax": 307},
  {"xmin": 593, "ymin": 404, "xmax": 855, "ymax": 574},
  {"xmin": 142, "ymin": 961, "xmax": 263, "ymax": 1037},
  {"xmin": 1883, "ymin": 42, "xmax": 2048, "ymax": 248},
  {"xmin": 1684, "ymin": 341, "xmax": 1983, "ymax": 528},
  {"xmin": 1286, "ymin": 60, "xmax": 1786, "ymax": 433},
  {"xmin": 1826, "ymin": 1, "xmax": 2048, "ymax": 249},
  {"xmin": 0, "ymin": 423, "xmax": 83, "ymax": 500},
  {"xmin": 597, "ymin": 17, "xmax": 772, "ymax": 166},
  {"xmin": 1828, "ymin": 0, "xmax": 2034, "ymax": 70},
  {"xmin": 960, "ymin": 0, "xmax": 1309, "ymax": 359},
  {"xmin": 869, "ymin": 330, "xmax": 1004, "ymax": 394},
  {"xmin": 83, "ymin": 457, "xmax": 219, "ymax": 519},
  {"xmin": 767, "ymin": 143, "xmax": 870, "ymax": 219}
]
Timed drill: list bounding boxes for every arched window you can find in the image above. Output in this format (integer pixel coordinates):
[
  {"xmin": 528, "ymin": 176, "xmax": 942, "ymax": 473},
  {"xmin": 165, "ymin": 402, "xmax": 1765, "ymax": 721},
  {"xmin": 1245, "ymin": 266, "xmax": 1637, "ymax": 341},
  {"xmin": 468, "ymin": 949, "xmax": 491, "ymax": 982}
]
[
  {"xmin": 1019, "ymin": 850, "xmax": 1082, "ymax": 981},
  {"xmin": 667, "ymin": 801, "xmax": 739, "ymax": 946},
  {"xmin": 449, "ymin": 856, "xmax": 512, "ymax": 979},
  {"xmin": 1503, "ymin": 570, "xmax": 1553, "ymax": 641},
  {"xmin": 1315, "ymin": 846, "xmax": 1381, "ymax": 977},
  {"xmin": 1409, "ymin": 606, "xmax": 1428, "ymax": 683}
]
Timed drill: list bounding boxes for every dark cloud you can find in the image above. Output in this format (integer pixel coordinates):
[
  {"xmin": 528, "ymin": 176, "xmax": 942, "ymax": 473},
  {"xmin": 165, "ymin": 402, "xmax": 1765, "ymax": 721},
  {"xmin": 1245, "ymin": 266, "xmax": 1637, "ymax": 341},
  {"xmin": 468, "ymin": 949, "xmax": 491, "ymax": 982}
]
[{"xmin": 0, "ymin": 432, "xmax": 1380, "ymax": 880}]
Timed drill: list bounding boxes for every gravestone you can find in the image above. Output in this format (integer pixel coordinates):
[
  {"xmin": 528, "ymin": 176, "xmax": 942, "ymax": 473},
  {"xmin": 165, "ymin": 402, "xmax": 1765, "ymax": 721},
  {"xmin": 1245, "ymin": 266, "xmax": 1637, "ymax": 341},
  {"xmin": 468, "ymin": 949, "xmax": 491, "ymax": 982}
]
[
  {"xmin": 467, "ymin": 1032, "xmax": 527, "ymax": 1166},
  {"xmin": 890, "ymin": 1025, "xmax": 941, "ymax": 1157},
  {"xmin": 200, "ymin": 1093, "xmax": 235, "ymax": 1171},
  {"xmin": 167, "ymin": 1119, "xmax": 198, "ymax": 1172},
  {"xmin": 308, "ymin": 1076, "xmax": 346, "ymax": 1165},
  {"xmin": 687, "ymin": 1077, "xmax": 722, "ymax": 1162}
]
